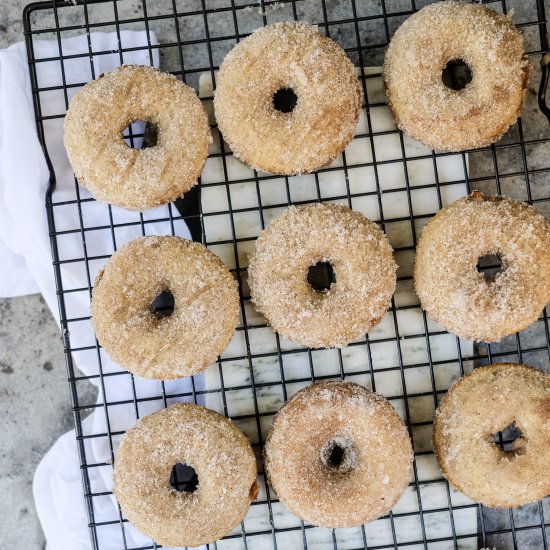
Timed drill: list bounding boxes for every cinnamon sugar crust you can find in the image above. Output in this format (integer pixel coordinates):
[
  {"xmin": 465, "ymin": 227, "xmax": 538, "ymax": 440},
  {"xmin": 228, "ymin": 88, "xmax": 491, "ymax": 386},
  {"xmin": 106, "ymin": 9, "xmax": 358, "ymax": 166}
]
[
  {"xmin": 414, "ymin": 192, "xmax": 550, "ymax": 342},
  {"xmin": 264, "ymin": 381, "xmax": 413, "ymax": 527},
  {"xmin": 64, "ymin": 65, "xmax": 211, "ymax": 210},
  {"xmin": 433, "ymin": 364, "xmax": 550, "ymax": 508},
  {"xmin": 248, "ymin": 203, "xmax": 397, "ymax": 348},
  {"xmin": 214, "ymin": 22, "xmax": 363, "ymax": 175},
  {"xmin": 114, "ymin": 403, "xmax": 258, "ymax": 546},
  {"xmin": 91, "ymin": 236, "xmax": 239, "ymax": 379},
  {"xmin": 383, "ymin": 2, "xmax": 530, "ymax": 152}
]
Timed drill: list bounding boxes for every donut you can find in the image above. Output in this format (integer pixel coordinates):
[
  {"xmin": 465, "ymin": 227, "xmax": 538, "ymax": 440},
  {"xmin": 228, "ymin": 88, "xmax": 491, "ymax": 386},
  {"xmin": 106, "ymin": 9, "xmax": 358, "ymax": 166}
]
[
  {"xmin": 264, "ymin": 381, "xmax": 413, "ymax": 527},
  {"xmin": 248, "ymin": 203, "xmax": 396, "ymax": 348},
  {"xmin": 413, "ymin": 192, "xmax": 550, "ymax": 342},
  {"xmin": 114, "ymin": 403, "xmax": 258, "ymax": 546},
  {"xmin": 214, "ymin": 22, "xmax": 362, "ymax": 175},
  {"xmin": 64, "ymin": 65, "xmax": 211, "ymax": 210},
  {"xmin": 433, "ymin": 363, "xmax": 550, "ymax": 508},
  {"xmin": 91, "ymin": 236, "xmax": 239, "ymax": 379},
  {"xmin": 383, "ymin": 1, "xmax": 530, "ymax": 152}
]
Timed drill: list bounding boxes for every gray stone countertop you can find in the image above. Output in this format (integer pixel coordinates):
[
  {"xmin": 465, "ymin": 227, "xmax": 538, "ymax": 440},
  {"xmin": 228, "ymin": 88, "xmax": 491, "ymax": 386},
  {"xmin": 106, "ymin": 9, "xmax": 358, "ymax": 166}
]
[{"xmin": 1, "ymin": 1, "xmax": 550, "ymax": 549}]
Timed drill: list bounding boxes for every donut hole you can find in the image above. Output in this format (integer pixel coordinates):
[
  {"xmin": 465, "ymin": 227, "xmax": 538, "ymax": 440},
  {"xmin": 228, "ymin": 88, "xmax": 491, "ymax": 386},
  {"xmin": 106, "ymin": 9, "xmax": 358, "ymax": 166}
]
[
  {"xmin": 307, "ymin": 261, "xmax": 336, "ymax": 292},
  {"xmin": 442, "ymin": 59, "xmax": 473, "ymax": 91},
  {"xmin": 329, "ymin": 445, "xmax": 345, "ymax": 466},
  {"xmin": 152, "ymin": 290, "xmax": 175, "ymax": 318},
  {"xmin": 273, "ymin": 88, "xmax": 298, "ymax": 113},
  {"xmin": 476, "ymin": 253, "xmax": 504, "ymax": 281},
  {"xmin": 320, "ymin": 437, "xmax": 357, "ymax": 473},
  {"xmin": 490, "ymin": 421, "xmax": 526, "ymax": 455},
  {"xmin": 169, "ymin": 462, "xmax": 199, "ymax": 493},
  {"xmin": 123, "ymin": 120, "xmax": 158, "ymax": 149}
]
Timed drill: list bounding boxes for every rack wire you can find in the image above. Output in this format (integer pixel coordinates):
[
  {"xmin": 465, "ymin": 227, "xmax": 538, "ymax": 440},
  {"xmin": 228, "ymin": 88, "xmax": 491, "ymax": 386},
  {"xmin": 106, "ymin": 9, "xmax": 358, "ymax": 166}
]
[{"xmin": 23, "ymin": 0, "xmax": 550, "ymax": 549}]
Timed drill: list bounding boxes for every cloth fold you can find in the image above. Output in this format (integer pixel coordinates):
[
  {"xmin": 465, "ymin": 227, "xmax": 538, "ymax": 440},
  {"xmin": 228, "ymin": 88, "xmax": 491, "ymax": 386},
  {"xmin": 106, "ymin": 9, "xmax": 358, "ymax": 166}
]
[{"xmin": 0, "ymin": 31, "xmax": 200, "ymax": 549}]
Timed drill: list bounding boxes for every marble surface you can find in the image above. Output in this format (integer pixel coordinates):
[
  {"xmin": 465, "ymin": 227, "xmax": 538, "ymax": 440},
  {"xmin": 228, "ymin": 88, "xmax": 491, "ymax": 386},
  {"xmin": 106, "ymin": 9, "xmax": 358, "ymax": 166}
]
[
  {"xmin": 199, "ymin": 68, "xmax": 478, "ymax": 549},
  {"xmin": 1, "ymin": 1, "xmax": 550, "ymax": 549}
]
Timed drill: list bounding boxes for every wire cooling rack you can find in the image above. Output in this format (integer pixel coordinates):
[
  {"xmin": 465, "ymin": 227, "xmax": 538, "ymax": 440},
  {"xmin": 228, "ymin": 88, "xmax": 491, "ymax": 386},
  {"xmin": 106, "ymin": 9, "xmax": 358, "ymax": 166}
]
[{"xmin": 23, "ymin": 0, "xmax": 550, "ymax": 549}]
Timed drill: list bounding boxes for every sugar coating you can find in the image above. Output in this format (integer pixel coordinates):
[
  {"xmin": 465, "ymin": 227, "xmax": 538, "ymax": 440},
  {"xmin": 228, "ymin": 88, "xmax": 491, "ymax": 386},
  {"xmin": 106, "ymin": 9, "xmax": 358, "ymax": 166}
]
[
  {"xmin": 114, "ymin": 403, "xmax": 258, "ymax": 547},
  {"xmin": 64, "ymin": 65, "xmax": 211, "ymax": 210},
  {"xmin": 264, "ymin": 381, "xmax": 413, "ymax": 528},
  {"xmin": 414, "ymin": 192, "xmax": 550, "ymax": 342},
  {"xmin": 433, "ymin": 364, "xmax": 550, "ymax": 508},
  {"xmin": 91, "ymin": 236, "xmax": 240, "ymax": 379},
  {"xmin": 248, "ymin": 203, "xmax": 397, "ymax": 348},
  {"xmin": 214, "ymin": 21, "xmax": 363, "ymax": 175},
  {"xmin": 383, "ymin": 1, "xmax": 530, "ymax": 152}
]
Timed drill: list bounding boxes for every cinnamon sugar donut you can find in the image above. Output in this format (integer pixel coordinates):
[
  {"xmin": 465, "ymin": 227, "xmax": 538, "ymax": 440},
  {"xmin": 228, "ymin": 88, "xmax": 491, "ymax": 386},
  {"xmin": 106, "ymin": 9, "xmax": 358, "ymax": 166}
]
[
  {"xmin": 383, "ymin": 2, "xmax": 530, "ymax": 152},
  {"xmin": 91, "ymin": 236, "xmax": 239, "ymax": 379},
  {"xmin": 433, "ymin": 364, "xmax": 550, "ymax": 508},
  {"xmin": 264, "ymin": 381, "xmax": 413, "ymax": 527},
  {"xmin": 64, "ymin": 65, "xmax": 210, "ymax": 210},
  {"xmin": 214, "ymin": 22, "xmax": 362, "ymax": 174},
  {"xmin": 414, "ymin": 192, "xmax": 550, "ymax": 342},
  {"xmin": 248, "ymin": 203, "xmax": 396, "ymax": 348},
  {"xmin": 114, "ymin": 403, "xmax": 258, "ymax": 546}
]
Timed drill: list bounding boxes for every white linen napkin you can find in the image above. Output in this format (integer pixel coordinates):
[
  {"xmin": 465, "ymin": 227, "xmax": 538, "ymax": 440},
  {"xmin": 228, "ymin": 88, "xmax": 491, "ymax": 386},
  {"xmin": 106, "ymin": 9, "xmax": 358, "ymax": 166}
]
[
  {"xmin": 0, "ymin": 31, "xmax": 203, "ymax": 549},
  {"xmin": 0, "ymin": 41, "xmax": 49, "ymax": 297}
]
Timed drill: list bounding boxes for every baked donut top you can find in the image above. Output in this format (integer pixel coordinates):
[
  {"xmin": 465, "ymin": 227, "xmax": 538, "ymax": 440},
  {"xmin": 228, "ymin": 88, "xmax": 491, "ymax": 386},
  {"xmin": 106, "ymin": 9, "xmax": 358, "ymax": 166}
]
[
  {"xmin": 433, "ymin": 363, "xmax": 550, "ymax": 507},
  {"xmin": 264, "ymin": 381, "xmax": 413, "ymax": 527},
  {"xmin": 114, "ymin": 403, "xmax": 257, "ymax": 546},
  {"xmin": 383, "ymin": 1, "xmax": 530, "ymax": 151},
  {"xmin": 248, "ymin": 203, "xmax": 396, "ymax": 348},
  {"xmin": 64, "ymin": 65, "xmax": 211, "ymax": 210},
  {"xmin": 414, "ymin": 192, "xmax": 550, "ymax": 342},
  {"xmin": 91, "ymin": 236, "xmax": 239, "ymax": 379},
  {"xmin": 214, "ymin": 21, "xmax": 363, "ymax": 174}
]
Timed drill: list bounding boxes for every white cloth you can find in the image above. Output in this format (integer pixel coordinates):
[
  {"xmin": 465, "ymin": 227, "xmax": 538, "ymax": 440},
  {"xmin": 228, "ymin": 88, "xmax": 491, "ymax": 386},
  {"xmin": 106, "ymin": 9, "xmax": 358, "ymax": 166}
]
[{"xmin": 0, "ymin": 32, "xmax": 202, "ymax": 549}]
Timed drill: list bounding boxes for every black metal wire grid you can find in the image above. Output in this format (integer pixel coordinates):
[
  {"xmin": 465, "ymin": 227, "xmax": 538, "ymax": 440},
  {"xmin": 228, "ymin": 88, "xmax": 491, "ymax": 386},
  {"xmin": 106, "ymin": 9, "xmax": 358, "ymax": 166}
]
[{"xmin": 22, "ymin": 0, "xmax": 550, "ymax": 549}]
